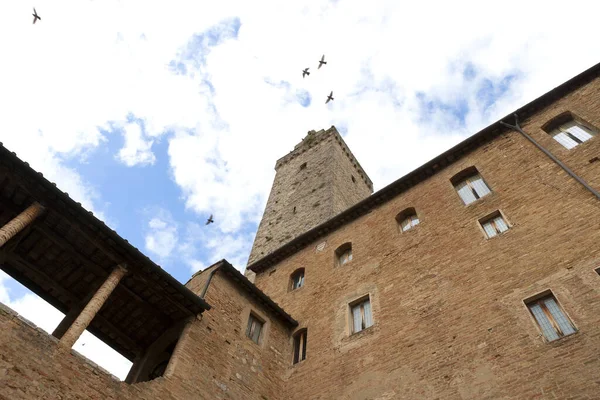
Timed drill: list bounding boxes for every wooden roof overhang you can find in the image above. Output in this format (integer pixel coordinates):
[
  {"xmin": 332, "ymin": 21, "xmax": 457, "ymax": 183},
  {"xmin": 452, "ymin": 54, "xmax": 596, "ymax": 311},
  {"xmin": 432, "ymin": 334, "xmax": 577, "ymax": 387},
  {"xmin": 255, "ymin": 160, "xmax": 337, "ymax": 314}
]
[{"xmin": 0, "ymin": 144, "xmax": 211, "ymax": 361}]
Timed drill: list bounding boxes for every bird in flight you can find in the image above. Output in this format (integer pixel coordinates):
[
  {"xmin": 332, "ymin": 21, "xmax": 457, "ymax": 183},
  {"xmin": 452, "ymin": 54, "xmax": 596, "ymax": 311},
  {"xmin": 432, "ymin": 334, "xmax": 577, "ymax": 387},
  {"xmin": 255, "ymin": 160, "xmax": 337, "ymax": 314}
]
[
  {"xmin": 325, "ymin": 91, "xmax": 334, "ymax": 104},
  {"xmin": 32, "ymin": 8, "xmax": 41, "ymax": 24},
  {"xmin": 302, "ymin": 68, "xmax": 310, "ymax": 78},
  {"xmin": 206, "ymin": 214, "xmax": 214, "ymax": 225},
  {"xmin": 318, "ymin": 55, "xmax": 327, "ymax": 69}
]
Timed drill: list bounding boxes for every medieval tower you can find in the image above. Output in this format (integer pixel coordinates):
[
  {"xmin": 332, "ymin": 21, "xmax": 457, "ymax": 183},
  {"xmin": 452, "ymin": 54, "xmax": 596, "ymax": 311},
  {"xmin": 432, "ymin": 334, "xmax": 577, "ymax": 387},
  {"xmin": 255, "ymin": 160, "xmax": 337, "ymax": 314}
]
[{"xmin": 247, "ymin": 126, "xmax": 373, "ymax": 266}]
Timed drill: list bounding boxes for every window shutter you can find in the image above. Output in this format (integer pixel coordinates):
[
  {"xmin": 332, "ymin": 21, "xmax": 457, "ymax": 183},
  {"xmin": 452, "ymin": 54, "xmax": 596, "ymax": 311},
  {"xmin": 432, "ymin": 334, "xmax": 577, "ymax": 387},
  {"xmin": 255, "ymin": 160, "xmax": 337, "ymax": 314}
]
[
  {"xmin": 544, "ymin": 298, "xmax": 575, "ymax": 336},
  {"xmin": 352, "ymin": 305, "xmax": 362, "ymax": 333},
  {"xmin": 529, "ymin": 303, "xmax": 560, "ymax": 341},
  {"xmin": 482, "ymin": 222, "xmax": 497, "ymax": 238},
  {"xmin": 553, "ymin": 132, "xmax": 579, "ymax": 149},
  {"xmin": 469, "ymin": 176, "xmax": 490, "ymax": 198},
  {"xmin": 456, "ymin": 181, "xmax": 477, "ymax": 204},
  {"xmin": 363, "ymin": 300, "xmax": 373, "ymax": 328},
  {"xmin": 565, "ymin": 125, "xmax": 593, "ymax": 143},
  {"xmin": 494, "ymin": 216, "xmax": 508, "ymax": 233}
]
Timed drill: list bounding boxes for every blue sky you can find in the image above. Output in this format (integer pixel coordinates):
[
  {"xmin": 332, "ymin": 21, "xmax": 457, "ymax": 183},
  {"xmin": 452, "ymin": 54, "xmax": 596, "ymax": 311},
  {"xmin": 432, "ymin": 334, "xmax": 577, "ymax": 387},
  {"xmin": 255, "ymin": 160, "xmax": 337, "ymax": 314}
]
[{"xmin": 1, "ymin": 0, "xmax": 600, "ymax": 379}]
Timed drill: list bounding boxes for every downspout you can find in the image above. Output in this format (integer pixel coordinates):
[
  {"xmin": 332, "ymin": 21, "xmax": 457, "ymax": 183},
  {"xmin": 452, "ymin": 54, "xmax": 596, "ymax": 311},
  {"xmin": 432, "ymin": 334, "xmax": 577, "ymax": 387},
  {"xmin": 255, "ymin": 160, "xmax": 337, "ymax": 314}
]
[
  {"xmin": 500, "ymin": 114, "xmax": 600, "ymax": 200},
  {"xmin": 200, "ymin": 268, "xmax": 219, "ymax": 299}
]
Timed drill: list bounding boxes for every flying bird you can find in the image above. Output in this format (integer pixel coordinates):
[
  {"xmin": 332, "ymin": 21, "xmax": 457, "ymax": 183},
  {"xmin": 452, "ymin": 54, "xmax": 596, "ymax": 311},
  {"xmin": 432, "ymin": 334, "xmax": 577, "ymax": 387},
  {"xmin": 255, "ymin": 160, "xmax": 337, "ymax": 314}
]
[
  {"xmin": 318, "ymin": 55, "xmax": 327, "ymax": 69},
  {"xmin": 32, "ymin": 8, "xmax": 41, "ymax": 24},
  {"xmin": 302, "ymin": 68, "xmax": 310, "ymax": 78},
  {"xmin": 325, "ymin": 91, "xmax": 334, "ymax": 104},
  {"xmin": 206, "ymin": 214, "xmax": 214, "ymax": 225}
]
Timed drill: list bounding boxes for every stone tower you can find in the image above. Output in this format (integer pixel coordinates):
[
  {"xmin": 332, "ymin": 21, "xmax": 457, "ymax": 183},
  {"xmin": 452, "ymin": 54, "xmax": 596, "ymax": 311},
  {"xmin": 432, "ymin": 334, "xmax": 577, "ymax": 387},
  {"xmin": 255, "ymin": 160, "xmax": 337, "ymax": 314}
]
[{"xmin": 247, "ymin": 126, "xmax": 373, "ymax": 267}]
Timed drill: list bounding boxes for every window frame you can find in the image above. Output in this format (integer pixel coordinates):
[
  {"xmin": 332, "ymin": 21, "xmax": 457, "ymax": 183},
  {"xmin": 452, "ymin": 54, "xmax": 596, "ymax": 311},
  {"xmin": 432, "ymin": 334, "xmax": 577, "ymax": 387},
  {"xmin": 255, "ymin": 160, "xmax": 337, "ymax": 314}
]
[
  {"xmin": 450, "ymin": 167, "xmax": 492, "ymax": 206},
  {"xmin": 542, "ymin": 112, "xmax": 597, "ymax": 150},
  {"xmin": 524, "ymin": 291, "xmax": 577, "ymax": 343},
  {"xmin": 289, "ymin": 268, "xmax": 305, "ymax": 291},
  {"xmin": 478, "ymin": 210, "xmax": 510, "ymax": 239},
  {"xmin": 246, "ymin": 313, "xmax": 265, "ymax": 345},
  {"xmin": 292, "ymin": 329, "xmax": 307, "ymax": 365},
  {"xmin": 349, "ymin": 295, "xmax": 373, "ymax": 335},
  {"xmin": 335, "ymin": 242, "xmax": 353, "ymax": 267},
  {"xmin": 395, "ymin": 207, "xmax": 420, "ymax": 233}
]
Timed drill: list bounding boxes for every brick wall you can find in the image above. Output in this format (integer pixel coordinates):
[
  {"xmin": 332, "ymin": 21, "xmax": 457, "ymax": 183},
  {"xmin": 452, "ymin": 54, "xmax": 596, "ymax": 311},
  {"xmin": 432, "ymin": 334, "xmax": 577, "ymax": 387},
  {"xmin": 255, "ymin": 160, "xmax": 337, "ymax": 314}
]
[{"xmin": 253, "ymin": 76, "xmax": 600, "ymax": 399}]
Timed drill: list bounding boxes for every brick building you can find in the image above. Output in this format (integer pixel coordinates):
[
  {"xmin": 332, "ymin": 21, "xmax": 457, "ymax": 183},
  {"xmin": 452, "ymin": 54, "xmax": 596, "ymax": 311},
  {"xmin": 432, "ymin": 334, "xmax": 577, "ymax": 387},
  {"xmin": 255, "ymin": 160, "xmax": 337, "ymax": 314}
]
[{"xmin": 1, "ymin": 61, "xmax": 600, "ymax": 399}]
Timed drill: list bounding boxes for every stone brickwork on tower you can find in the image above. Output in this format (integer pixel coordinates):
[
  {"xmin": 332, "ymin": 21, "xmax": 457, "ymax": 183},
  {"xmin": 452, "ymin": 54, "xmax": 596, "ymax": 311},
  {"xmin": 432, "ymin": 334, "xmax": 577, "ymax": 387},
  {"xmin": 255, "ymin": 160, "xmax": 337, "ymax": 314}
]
[{"xmin": 247, "ymin": 127, "xmax": 373, "ymax": 266}]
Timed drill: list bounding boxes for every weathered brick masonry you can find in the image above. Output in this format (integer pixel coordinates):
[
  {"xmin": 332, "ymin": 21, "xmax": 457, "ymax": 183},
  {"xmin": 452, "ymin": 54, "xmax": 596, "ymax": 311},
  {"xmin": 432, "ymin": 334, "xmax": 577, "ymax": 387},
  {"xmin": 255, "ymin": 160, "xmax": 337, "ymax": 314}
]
[
  {"xmin": 1, "ymin": 62, "xmax": 600, "ymax": 400},
  {"xmin": 248, "ymin": 68, "xmax": 600, "ymax": 399}
]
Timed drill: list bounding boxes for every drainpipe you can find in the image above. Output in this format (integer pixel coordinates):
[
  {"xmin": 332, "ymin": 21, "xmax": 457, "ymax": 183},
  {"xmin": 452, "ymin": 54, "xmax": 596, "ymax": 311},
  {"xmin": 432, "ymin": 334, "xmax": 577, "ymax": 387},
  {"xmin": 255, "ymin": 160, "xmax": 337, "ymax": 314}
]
[
  {"xmin": 200, "ymin": 268, "xmax": 219, "ymax": 299},
  {"xmin": 500, "ymin": 114, "xmax": 600, "ymax": 200}
]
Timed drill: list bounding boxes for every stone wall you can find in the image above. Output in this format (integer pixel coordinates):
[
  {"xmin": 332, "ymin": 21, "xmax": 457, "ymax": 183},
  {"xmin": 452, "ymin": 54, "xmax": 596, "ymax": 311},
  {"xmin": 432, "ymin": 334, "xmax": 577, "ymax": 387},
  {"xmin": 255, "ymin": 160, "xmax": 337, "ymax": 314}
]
[
  {"xmin": 248, "ymin": 128, "xmax": 373, "ymax": 265},
  {"xmin": 252, "ymin": 75, "xmax": 600, "ymax": 399}
]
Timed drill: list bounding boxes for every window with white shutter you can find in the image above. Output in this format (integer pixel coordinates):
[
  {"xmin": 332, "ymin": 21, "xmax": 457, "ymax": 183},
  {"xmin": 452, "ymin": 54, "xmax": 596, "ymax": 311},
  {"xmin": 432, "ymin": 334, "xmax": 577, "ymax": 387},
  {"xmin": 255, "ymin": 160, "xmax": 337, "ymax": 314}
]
[
  {"xmin": 479, "ymin": 211, "xmax": 510, "ymax": 238},
  {"xmin": 350, "ymin": 297, "xmax": 373, "ymax": 334},
  {"xmin": 543, "ymin": 113, "xmax": 597, "ymax": 150},
  {"xmin": 451, "ymin": 168, "xmax": 491, "ymax": 205},
  {"xmin": 525, "ymin": 292, "xmax": 576, "ymax": 342}
]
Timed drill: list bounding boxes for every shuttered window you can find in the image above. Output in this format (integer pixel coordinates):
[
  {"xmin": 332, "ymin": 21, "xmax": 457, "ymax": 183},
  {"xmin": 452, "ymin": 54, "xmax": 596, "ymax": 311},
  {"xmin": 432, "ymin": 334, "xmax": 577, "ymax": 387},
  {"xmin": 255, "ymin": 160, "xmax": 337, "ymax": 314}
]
[
  {"xmin": 351, "ymin": 297, "xmax": 373, "ymax": 334},
  {"xmin": 526, "ymin": 294, "xmax": 576, "ymax": 342},
  {"xmin": 336, "ymin": 243, "xmax": 353, "ymax": 266},
  {"xmin": 293, "ymin": 329, "xmax": 307, "ymax": 364},
  {"xmin": 454, "ymin": 173, "xmax": 491, "ymax": 205},
  {"xmin": 480, "ymin": 212, "xmax": 509, "ymax": 238},
  {"xmin": 246, "ymin": 314, "xmax": 264, "ymax": 344},
  {"xmin": 401, "ymin": 214, "xmax": 420, "ymax": 232},
  {"xmin": 290, "ymin": 269, "xmax": 305, "ymax": 291},
  {"xmin": 551, "ymin": 121, "xmax": 595, "ymax": 149}
]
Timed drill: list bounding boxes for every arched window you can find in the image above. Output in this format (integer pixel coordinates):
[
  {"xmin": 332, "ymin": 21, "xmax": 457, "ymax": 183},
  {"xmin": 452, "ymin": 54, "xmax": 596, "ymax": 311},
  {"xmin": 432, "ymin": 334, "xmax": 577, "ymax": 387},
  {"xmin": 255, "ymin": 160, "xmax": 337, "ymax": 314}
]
[
  {"xmin": 395, "ymin": 208, "xmax": 420, "ymax": 232},
  {"xmin": 451, "ymin": 167, "xmax": 491, "ymax": 205},
  {"xmin": 335, "ymin": 242, "xmax": 353, "ymax": 266},
  {"xmin": 542, "ymin": 112, "xmax": 597, "ymax": 150},
  {"xmin": 290, "ymin": 268, "xmax": 305, "ymax": 291},
  {"xmin": 293, "ymin": 329, "xmax": 307, "ymax": 364}
]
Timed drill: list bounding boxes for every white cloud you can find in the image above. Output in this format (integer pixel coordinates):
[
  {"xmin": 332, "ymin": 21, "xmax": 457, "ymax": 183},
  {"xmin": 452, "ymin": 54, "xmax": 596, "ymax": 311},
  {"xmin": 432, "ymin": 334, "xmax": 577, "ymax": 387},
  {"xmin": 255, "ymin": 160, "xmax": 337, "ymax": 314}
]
[
  {"xmin": 145, "ymin": 213, "xmax": 179, "ymax": 259},
  {"xmin": 117, "ymin": 122, "xmax": 156, "ymax": 166}
]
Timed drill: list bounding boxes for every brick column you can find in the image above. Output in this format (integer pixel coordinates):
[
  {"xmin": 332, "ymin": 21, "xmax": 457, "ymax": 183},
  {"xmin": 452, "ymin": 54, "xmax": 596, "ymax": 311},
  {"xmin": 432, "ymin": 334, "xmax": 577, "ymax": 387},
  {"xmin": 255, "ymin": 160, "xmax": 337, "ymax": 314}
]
[
  {"xmin": 0, "ymin": 202, "xmax": 44, "ymax": 248},
  {"xmin": 59, "ymin": 265, "xmax": 127, "ymax": 349}
]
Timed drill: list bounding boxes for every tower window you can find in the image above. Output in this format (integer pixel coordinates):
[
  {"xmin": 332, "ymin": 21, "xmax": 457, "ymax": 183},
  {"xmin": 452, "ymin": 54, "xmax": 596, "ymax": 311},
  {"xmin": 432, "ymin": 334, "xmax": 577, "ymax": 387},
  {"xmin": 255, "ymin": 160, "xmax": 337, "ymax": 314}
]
[
  {"xmin": 335, "ymin": 243, "xmax": 353, "ymax": 266},
  {"xmin": 351, "ymin": 175, "xmax": 356, "ymax": 183},
  {"xmin": 479, "ymin": 211, "xmax": 509, "ymax": 238},
  {"xmin": 290, "ymin": 268, "xmax": 305, "ymax": 291},
  {"xmin": 246, "ymin": 313, "xmax": 264, "ymax": 344},
  {"xmin": 293, "ymin": 329, "xmax": 307, "ymax": 364},
  {"xmin": 395, "ymin": 208, "xmax": 420, "ymax": 232},
  {"xmin": 299, "ymin": 162, "xmax": 307, "ymax": 170},
  {"xmin": 543, "ymin": 113, "xmax": 597, "ymax": 150},
  {"xmin": 525, "ymin": 292, "xmax": 576, "ymax": 342},
  {"xmin": 350, "ymin": 296, "xmax": 373, "ymax": 334},
  {"xmin": 451, "ymin": 167, "xmax": 491, "ymax": 205}
]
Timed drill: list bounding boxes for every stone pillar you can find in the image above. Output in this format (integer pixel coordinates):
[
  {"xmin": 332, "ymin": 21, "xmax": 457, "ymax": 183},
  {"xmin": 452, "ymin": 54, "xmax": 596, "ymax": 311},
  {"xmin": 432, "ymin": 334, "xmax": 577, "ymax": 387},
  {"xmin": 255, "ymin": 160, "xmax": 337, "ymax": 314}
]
[
  {"xmin": 59, "ymin": 265, "xmax": 127, "ymax": 349},
  {"xmin": 0, "ymin": 202, "xmax": 44, "ymax": 248}
]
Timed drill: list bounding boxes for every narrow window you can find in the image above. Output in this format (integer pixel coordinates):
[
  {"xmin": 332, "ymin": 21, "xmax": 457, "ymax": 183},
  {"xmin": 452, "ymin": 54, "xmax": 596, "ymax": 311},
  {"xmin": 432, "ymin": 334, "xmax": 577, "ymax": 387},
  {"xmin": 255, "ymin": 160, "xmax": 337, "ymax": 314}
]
[
  {"xmin": 543, "ymin": 114, "xmax": 597, "ymax": 150},
  {"xmin": 350, "ymin": 296, "xmax": 373, "ymax": 334},
  {"xmin": 395, "ymin": 208, "xmax": 420, "ymax": 232},
  {"xmin": 290, "ymin": 268, "xmax": 305, "ymax": 291},
  {"xmin": 299, "ymin": 162, "xmax": 307, "ymax": 170},
  {"xmin": 351, "ymin": 175, "xmax": 356, "ymax": 183},
  {"xmin": 451, "ymin": 167, "xmax": 491, "ymax": 205},
  {"xmin": 335, "ymin": 243, "xmax": 353, "ymax": 266},
  {"xmin": 479, "ymin": 211, "xmax": 509, "ymax": 238},
  {"xmin": 293, "ymin": 329, "xmax": 307, "ymax": 364},
  {"xmin": 526, "ymin": 292, "xmax": 576, "ymax": 342},
  {"xmin": 246, "ymin": 313, "xmax": 264, "ymax": 344}
]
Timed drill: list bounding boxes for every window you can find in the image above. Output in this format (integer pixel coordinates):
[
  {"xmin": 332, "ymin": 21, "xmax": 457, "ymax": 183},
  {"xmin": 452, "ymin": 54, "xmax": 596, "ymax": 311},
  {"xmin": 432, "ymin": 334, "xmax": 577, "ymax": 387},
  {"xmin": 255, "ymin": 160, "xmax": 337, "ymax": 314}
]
[
  {"xmin": 246, "ymin": 314, "xmax": 264, "ymax": 344},
  {"xmin": 335, "ymin": 243, "xmax": 353, "ymax": 266},
  {"xmin": 544, "ymin": 114, "xmax": 596, "ymax": 150},
  {"xmin": 350, "ymin": 297, "xmax": 373, "ymax": 334},
  {"xmin": 479, "ymin": 211, "xmax": 509, "ymax": 238},
  {"xmin": 395, "ymin": 208, "xmax": 420, "ymax": 232},
  {"xmin": 299, "ymin": 162, "xmax": 307, "ymax": 170},
  {"xmin": 526, "ymin": 292, "xmax": 576, "ymax": 342},
  {"xmin": 351, "ymin": 175, "xmax": 356, "ymax": 183},
  {"xmin": 451, "ymin": 168, "xmax": 491, "ymax": 205},
  {"xmin": 290, "ymin": 268, "xmax": 305, "ymax": 291},
  {"xmin": 293, "ymin": 329, "xmax": 307, "ymax": 364}
]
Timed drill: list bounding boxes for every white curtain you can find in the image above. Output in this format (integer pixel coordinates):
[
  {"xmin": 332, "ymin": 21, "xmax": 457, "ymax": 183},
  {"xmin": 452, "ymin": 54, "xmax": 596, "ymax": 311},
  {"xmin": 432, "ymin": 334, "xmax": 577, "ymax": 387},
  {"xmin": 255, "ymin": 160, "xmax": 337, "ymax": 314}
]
[
  {"xmin": 469, "ymin": 175, "xmax": 491, "ymax": 198},
  {"xmin": 494, "ymin": 216, "xmax": 508, "ymax": 233},
  {"xmin": 352, "ymin": 305, "xmax": 362, "ymax": 333},
  {"xmin": 482, "ymin": 222, "xmax": 497, "ymax": 238},
  {"xmin": 529, "ymin": 304, "xmax": 559, "ymax": 341},
  {"xmin": 553, "ymin": 132, "xmax": 579, "ymax": 149},
  {"xmin": 456, "ymin": 181, "xmax": 477, "ymax": 205},
  {"xmin": 565, "ymin": 125, "xmax": 593, "ymax": 143},
  {"xmin": 363, "ymin": 300, "xmax": 373, "ymax": 328},
  {"xmin": 544, "ymin": 298, "xmax": 576, "ymax": 336}
]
